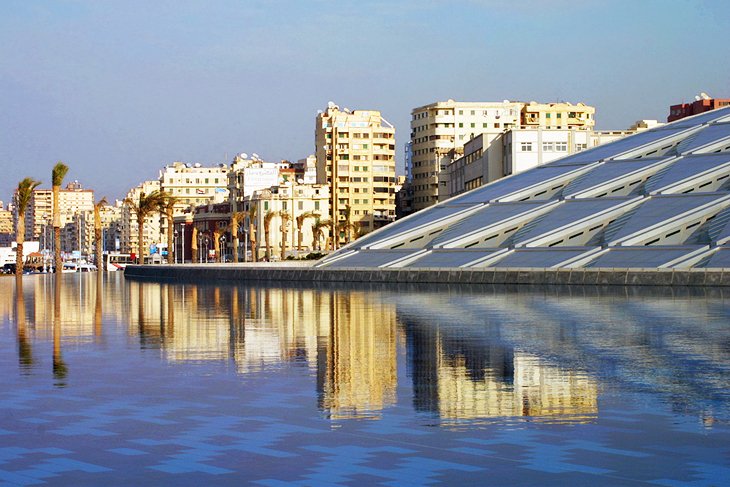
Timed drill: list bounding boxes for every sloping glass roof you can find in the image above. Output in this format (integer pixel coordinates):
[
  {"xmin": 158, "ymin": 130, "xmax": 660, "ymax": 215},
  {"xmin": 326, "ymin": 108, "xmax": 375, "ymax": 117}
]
[
  {"xmin": 699, "ymin": 247, "xmax": 730, "ymax": 268},
  {"xmin": 489, "ymin": 248, "xmax": 598, "ymax": 268},
  {"xmin": 562, "ymin": 158, "xmax": 671, "ymax": 197},
  {"xmin": 430, "ymin": 201, "xmax": 550, "ymax": 246},
  {"xmin": 323, "ymin": 249, "xmax": 423, "ymax": 268},
  {"xmin": 321, "ymin": 107, "xmax": 730, "ymax": 270},
  {"xmin": 668, "ymin": 106, "xmax": 730, "ymax": 128},
  {"xmin": 510, "ymin": 198, "xmax": 634, "ymax": 246},
  {"xmin": 405, "ymin": 249, "xmax": 503, "ymax": 268},
  {"xmin": 352, "ymin": 204, "xmax": 481, "ymax": 249},
  {"xmin": 586, "ymin": 246, "xmax": 706, "ymax": 268},
  {"xmin": 676, "ymin": 123, "xmax": 730, "ymax": 154},
  {"xmin": 444, "ymin": 164, "xmax": 591, "ymax": 205},
  {"xmin": 643, "ymin": 153, "xmax": 730, "ymax": 194},
  {"xmin": 605, "ymin": 194, "xmax": 730, "ymax": 244}
]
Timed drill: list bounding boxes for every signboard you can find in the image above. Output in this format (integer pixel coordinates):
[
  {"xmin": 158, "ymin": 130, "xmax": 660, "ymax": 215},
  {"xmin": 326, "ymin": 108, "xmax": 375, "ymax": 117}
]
[{"xmin": 243, "ymin": 167, "xmax": 279, "ymax": 197}]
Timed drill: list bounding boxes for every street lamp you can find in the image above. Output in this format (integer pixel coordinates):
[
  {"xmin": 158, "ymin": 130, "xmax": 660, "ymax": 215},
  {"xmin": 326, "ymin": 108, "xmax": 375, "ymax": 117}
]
[
  {"xmin": 220, "ymin": 235, "xmax": 226, "ymax": 263},
  {"xmin": 173, "ymin": 229, "xmax": 178, "ymax": 264},
  {"xmin": 180, "ymin": 223, "xmax": 185, "ymax": 264}
]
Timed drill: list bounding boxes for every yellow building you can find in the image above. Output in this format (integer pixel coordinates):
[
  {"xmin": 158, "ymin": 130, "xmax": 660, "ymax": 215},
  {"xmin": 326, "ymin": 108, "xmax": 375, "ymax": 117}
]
[
  {"xmin": 315, "ymin": 103, "xmax": 397, "ymax": 245},
  {"xmin": 410, "ymin": 99, "xmax": 596, "ymax": 211}
]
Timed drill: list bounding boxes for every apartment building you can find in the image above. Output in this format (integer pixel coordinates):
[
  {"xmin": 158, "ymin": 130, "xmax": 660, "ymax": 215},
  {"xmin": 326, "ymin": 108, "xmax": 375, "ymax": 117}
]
[
  {"xmin": 159, "ymin": 162, "xmax": 229, "ymax": 210},
  {"xmin": 315, "ymin": 103, "xmax": 397, "ymax": 244},
  {"xmin": 227, "ymin": 155, "xmax": 283, "ymax": 213},
  {"xmin": 409, "ymin": 100, "xmax": 596, "ymax": 211},
  {"xmin": 668, "ymin": 93, "xmax": 730, "ymax": 122},
  {"xmin": 20, "ymin": 181, "xmax": 95, "ymax": 246},
  {"xmin": 242, "ymin": 182, "xmax": 330, "ymax": 259},
  {"xmin": 446, "ymin": 122, "xmax": 656, "ymax": 199},
  {"xmin": 120, "ymin": 180, "xmax": 161, "ymax": 256}
]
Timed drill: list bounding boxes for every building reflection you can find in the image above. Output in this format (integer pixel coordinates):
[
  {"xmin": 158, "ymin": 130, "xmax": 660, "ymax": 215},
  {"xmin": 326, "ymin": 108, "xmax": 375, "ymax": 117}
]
[{"xmin": 404, "ymin": 317, "xmax": 598, "ymax": 424}]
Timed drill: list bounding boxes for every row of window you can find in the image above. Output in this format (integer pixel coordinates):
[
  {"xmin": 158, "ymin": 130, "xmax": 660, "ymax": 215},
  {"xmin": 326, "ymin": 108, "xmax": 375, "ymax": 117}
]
[{"xmin": 518, "ymin": 141, "xmax": 591, "ymax": 152}]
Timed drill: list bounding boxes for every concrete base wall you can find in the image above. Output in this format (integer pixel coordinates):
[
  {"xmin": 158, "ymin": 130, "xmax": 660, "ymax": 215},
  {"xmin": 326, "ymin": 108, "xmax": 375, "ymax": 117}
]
[{"xmin": 124, "ymin": 265, "xmax": 730, "ymax": 287}]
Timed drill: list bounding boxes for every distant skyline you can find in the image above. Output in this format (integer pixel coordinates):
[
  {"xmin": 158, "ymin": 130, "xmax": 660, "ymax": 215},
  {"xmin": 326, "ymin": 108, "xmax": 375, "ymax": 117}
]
[{"xmin": 1, "ymin": 0, "xmax": 728, "ymax": 202}]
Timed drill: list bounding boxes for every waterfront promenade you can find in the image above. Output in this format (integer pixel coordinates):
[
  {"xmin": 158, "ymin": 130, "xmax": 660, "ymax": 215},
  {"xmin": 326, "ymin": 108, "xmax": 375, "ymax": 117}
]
[{"xmin": 124, "ymin": 262, "xmax": 730, "ymax": 286}]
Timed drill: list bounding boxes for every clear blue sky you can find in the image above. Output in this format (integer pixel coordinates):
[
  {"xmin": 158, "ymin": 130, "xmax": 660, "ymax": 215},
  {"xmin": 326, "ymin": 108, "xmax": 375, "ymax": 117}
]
[{"xmin": 1, "ymin": 0, "xmax": 728, "ymax": 202}]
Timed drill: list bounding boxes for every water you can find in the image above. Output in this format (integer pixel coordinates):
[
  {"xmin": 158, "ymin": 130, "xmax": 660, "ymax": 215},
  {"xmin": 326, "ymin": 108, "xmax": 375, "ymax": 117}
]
[{"xmin": 1, "ymin": 273, "xmax": 729, "ymax": 486}]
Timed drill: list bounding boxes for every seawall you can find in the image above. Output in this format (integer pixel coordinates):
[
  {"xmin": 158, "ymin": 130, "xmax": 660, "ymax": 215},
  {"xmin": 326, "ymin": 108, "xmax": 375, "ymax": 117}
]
[{"xmin": 124, "ymin": 264, "xmax": 730, "ymax": 287}]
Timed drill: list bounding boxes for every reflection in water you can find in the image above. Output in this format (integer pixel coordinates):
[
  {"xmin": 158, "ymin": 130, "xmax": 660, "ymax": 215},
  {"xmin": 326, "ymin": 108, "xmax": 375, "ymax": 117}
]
[
  {"xmin": 53, "ymin": 276, "xmax": 68, "ymax": 386},
  {"xmin": 2, "ymin": 276, "xmax": 729, "ymax": 427},
  {"xmin": 15, "ymin": 277, "xmax": 33, "ymax": 370}
]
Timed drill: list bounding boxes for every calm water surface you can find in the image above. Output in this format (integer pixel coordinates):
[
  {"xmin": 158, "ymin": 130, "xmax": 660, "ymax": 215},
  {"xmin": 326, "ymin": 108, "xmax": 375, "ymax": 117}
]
[{"xmin": 1, "ymin": 273, "xmax": 729, "ymax": 486}]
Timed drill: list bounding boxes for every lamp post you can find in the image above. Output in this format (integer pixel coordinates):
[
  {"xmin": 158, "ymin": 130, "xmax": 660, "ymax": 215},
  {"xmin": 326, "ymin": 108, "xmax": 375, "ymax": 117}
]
[
  {"xmin": 220, "ymin": 235, "xmax": 226, "ymax": 263},
  {"xmin": 173, "ymin": 229, "xmax": 178, "ymax": 264},
  {"xmin": 180, "ymin": 223, "xmax": 185, "ymax": 264},
  {"xmin": 197, "ymin": 233, "xmax": 203, "ymax": 263}
]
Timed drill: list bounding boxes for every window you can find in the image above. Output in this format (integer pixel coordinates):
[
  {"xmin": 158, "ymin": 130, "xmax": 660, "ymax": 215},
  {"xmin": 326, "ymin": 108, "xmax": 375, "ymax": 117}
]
[
  {"xmin": 459, "ymin": 110, "xmax": 463, "ymax": 115},
  {"xmin": 459, "ymin": 123, "xmax": 463, "ymax": 128},
  {"xmin": 557, "ymin": 113, "xmax": 562, "ymax": 118},
  {"xmin": 543, "ymin": 142, "xmax": 554, "ymax": 151},
  {"xmin": 314, "ymin": 201, "xmax": 320, "ymax": 210},
  {"xmin": 470, "ymin": 110, "xmax": 475, "ymax": 115},
  {"xmin": 298, "ymin": 201, "xmax": 303, "ymax": 210},
  {"xmin": 282, "ymin": 201, "xmax": 287, "ymax": 210},
  {"xmin": 545, "ymin": 113, "xmax": 551, "ymax": 118},
  {"xmin": 555, "ymin": 142, "xmax": 568, "ymax": 152},
  {"xmin": 483, "ymin": 123, "xmax": 488, "ymax": 128},
  {"xmin": 264, "ymin": 201, "xmax": 269, "ymax": 211},
  {"xmin": 205, "ymin": 178, "xmax": 209, "ymax": 184},
  {"xmin": 520, "ymin": 142, "xmax": 533, "ymax": 152},
  {"xmin": 494, "ymin": 123, "xmax": 500, "ymax": 128},
  {"xmin": 575, "ymin": 143, "xmax": 587, "ymax": 151},
  {"xmin": 470, "ymin": 123, "xmax": 475, "ymax": 128}
]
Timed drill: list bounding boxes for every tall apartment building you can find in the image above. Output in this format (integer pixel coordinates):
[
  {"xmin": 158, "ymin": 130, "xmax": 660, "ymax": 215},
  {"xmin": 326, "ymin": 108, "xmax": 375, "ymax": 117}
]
[
  {"xmin": 668, "ymin": 92, "xmax": 730, "ymax": 122},
  {"xmin": 19, "ymin": 181, "xmax": 95, "ymax": 247},
  {"xmin": 120, "ymin": 180, "xmax": 161, "ymax": 256},
  {"xmin": 227, "ymin": 155, "xmax": 283, "ymax": 213},
  {"xmin": 159, "ymin": 162, "xmax": 229, "ymax": 210},
  {"xmin": 409, "ymin": 100, "xmax": 596, "ymax": 211},
  {"xmin": 0, "ymin": 205, "xmax": 12, "ymax": 246},
  {"xmin": 315, "ymin": 103, "xmax": 397, "ymax": 243}
]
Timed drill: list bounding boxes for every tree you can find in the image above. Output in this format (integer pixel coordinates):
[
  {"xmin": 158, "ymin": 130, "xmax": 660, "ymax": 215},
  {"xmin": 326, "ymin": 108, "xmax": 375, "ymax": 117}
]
[
  {"xmin": 157, "ymin": 192, "xmax": 179, "ymax": 264},
  {"xmin": 312, "ymin": 217, "xmax": 330, "ymax": 252},
  {"xmin": 296, "ymin": 211, "xmax": 319, "ymax": 253},
  {"xmin": 14, "ymin": 178, "xmax": 42, "ymax": 277},
  {"xmin": 247, "ymin": 203, "xmax": 258, "ymax": 262},
  {"xmin": 337, "ymin": 205, "xmax": 357, "ymax": 245},
  {"xmin": 93, "ymin": 197, "xmax": 108, "ymax": 270},
  {"xmin": 230, "ymin": 211, "xmax": 246, "ymax": 263},
  {"xmin": 263, "ymin": 210, "xmax": 276, "ymax": 261},
  {"xmin": 52, "ymin": 162, "xmax": 69, "ymax": 272},
  {"xmin": 124, "ymin": 190, "xmax": 165, "ymax": 265},
  {"xmin": 279, "ymin": 211, "xmax": 291, "ymax": 260}
]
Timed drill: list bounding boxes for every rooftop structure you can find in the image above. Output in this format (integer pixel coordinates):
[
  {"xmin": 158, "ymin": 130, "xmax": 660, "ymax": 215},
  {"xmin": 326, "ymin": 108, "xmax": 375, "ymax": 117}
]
[{"xmin": 318, "ymin": 106, "xmax": 730, "ymax": 270}]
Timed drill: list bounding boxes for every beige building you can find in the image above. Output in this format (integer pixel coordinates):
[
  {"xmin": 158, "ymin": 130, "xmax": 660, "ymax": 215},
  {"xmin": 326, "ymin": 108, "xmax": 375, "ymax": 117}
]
[
  {"xmin": 315, "ymin": 103, "xmax": 397, "ymax": 245},
  {"xmin": 410, "ymin": 100, "xmax": 597, "ymax": 211},
  {"xmin": 159, "ymin": 162, "xmax": 229, "ymax": 211},
  {"xmin": 0, "ymin": 206, "xmax": 13, "ymax": 246},
  {"xmin": 244, "ymin": 182, "xmax": 331, "ymax": 259},
  {"xmin": 227, "ymin": 155, "xmax": 284, "ymax": 213},
  {"xmin": 120, "ymin": 180, "xmax": 162, "ymax": 256}
]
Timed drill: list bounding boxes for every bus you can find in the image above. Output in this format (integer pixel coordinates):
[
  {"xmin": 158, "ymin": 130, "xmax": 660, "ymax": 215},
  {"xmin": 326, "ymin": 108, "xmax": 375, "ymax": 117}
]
[{"xmin": 103, "ymin": 252, "xmax": 133, "ymax": 271}]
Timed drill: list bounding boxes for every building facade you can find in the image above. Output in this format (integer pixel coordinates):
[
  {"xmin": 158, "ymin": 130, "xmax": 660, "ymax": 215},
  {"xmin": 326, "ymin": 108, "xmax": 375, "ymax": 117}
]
[
  {"xmin": 668, "ymin": 93, "xmax": 730, "ymax": 122},
  {"xmin": 409, "ymin": 100, "xmax": 596, "ymax": 211},
  {"xmin": 315, "ymin": 103, "xmax": 397, "ymax": 244},
  {"xmin": 120, "ymin": 180, "xmax": 162, "ymax": 256}
]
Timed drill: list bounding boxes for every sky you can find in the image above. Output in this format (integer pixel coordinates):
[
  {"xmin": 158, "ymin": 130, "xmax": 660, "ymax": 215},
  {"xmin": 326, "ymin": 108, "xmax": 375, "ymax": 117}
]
[{"xmin": 1, "ymin": 0, "xmax": 729, "ymax": 203}]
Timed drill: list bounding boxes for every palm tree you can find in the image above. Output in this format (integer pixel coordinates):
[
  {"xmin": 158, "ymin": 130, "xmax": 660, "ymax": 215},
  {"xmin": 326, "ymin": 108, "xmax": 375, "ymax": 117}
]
[
  {"xmin": 14, "ymin": 178, "xmax": 42, "ymax": 277},
  {"xmin": 296, "ymin": 211, "xmax": 319, "ymax": 253},
  {"xmin": 247, "ymin": 203, "xmax": 258, "ymax": 262},
  {"xmin": 337, "ymin": 205, "xmax": 357, "ymax": 245},
  {"xmin": 51, "ymin": 162, "xmax": 69, "ymax": 272},
  {"xmin": 263, "ymin": 210, "xmax": 276, "ymax": 261},
  {"xmin": 312, "ymin": 217, "xmax": 330, "ymax": 252},
  {"xmin": 279, "ymin": 211, "xmax": 291, "ymax": 260},
  {"xmin": 93, "ymin": 197, "xmax": 108, "ymax": 269},
  {"xmin": 230, "ymin": 211, "xmax": 246, "ymax": 263},
  {"xmin": 157, "ymin": 192, "xmax": 179, "ymax": 264},
  {"xmin": 124, "ymin": 190, "xmax": 164, "ymax": 265}
]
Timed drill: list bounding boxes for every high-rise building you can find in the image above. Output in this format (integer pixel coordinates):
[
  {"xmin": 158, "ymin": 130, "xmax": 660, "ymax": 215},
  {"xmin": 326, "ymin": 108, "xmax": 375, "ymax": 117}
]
[
  {"xmin": 409, "ymin": 100, "xmax": 596, "ymax": 211},
  {"xmin": 120, "ymin": 180, "xmax": 161, "ymax": 256},
  {"xmin": 159, "ymin": 162, "xmax": 229, "ymax": 211},
  {"xmin": 668, "ymin": 93, "xmax": 730, "ymax": 122},
  {"xmin": 315, "ymin": 103, "xmax": 397, "ymax": 245}
]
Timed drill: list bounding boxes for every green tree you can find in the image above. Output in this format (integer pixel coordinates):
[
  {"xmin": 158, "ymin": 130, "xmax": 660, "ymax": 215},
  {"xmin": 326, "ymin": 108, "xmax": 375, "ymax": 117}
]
[
  {"xmin": 14, "ymin": 178, "xmax": 42, "ymax": 277},
  {"xmin": 312, "ymin": 217, "xmax": 330, "ymax": 252},
  {"xmin": 52, "ymin": 162, "xmax": 69, "ymax": 272},
  {"xmin": 124, "ymin": 190, "xmax": 165, "ymax": 265},
  {"xmin": 337, "ymin": 205, "xmax": 357, "ymax": 245},
  {"xmin": 230, "ymin": 211, "xmax": 246, "ymax": 263}
]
